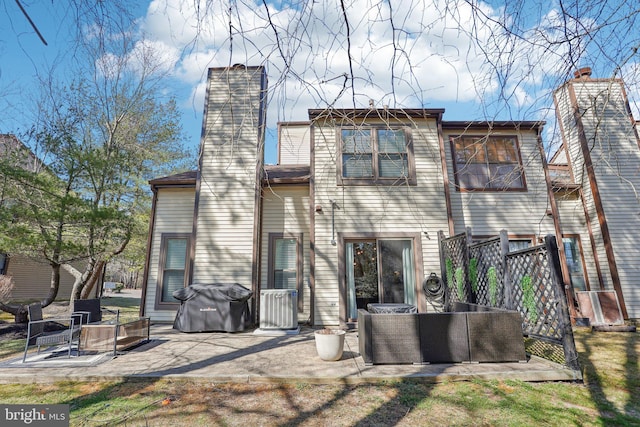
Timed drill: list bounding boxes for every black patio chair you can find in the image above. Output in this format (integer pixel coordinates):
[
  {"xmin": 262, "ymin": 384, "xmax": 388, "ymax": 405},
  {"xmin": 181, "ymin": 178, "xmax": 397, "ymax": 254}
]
[
  {"xmin": 22, "ymin": 304, "xmax": 85, "ymax": 363},
  {"xmin": 73, "ymin": 298, "xmax": 120, "ymax": 324}
]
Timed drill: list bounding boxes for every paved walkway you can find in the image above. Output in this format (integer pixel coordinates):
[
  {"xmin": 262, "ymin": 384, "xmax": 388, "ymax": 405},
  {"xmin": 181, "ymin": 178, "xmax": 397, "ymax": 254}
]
[{"xmin": 0, "ymin": 325, "xmax": 582, "ymax": 384}]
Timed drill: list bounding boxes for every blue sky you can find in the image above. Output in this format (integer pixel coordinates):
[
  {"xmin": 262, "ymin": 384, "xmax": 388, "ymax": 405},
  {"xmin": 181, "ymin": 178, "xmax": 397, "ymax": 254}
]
[{"xmin": 1, "ymin": 1, "xmax": 639, "ymax": 166}]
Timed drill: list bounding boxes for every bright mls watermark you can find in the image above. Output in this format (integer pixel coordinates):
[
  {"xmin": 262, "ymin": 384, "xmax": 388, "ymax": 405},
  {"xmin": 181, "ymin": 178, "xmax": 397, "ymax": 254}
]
[{"xmin": 0, "ymin": 405, "xmax": 69, "ymax": 426}]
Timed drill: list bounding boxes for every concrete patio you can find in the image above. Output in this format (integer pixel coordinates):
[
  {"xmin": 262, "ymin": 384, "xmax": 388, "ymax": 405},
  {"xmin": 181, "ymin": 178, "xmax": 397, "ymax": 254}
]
[{"xmin": 0, "ymin": 324, "xmax": 582, "ymax": 384}]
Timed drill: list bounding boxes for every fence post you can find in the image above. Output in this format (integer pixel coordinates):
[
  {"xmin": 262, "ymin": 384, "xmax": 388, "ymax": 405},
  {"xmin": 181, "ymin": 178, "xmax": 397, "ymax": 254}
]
[
  {"xmin": 438, "ymin": 231, "xmax": 449, "ymax": 309},
  {"xmin": 545, "ymin": 235, "xmax": 581, "ymax": 371},
  {"xmin": 500, "ymin": 229, "xmax": 511, "ymax": 309},
  {"xmin": 465, "ymin": 227, "xmax": 474, "ymax": 303}
]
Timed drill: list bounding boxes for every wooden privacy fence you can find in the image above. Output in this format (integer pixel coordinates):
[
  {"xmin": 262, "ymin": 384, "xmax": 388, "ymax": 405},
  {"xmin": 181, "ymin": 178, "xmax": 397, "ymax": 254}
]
[{"xmin": 438, "ymin": 229, "xmax": 580, "ymax": 371}]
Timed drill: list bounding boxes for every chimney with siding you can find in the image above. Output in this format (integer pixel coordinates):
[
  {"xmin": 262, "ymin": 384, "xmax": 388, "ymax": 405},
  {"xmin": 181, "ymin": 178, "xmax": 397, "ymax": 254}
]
[
  {"xmin": 191, "ymin": 65, "xmax": 268, "ymax": 289},
  {"xmin": 554, "ymin": 67, "xmax": 640, "ymax": 319}
]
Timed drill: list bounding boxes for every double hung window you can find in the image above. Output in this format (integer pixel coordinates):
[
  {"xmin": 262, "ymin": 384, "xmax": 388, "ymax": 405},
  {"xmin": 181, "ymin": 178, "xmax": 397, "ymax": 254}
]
[
  {"xmin": 452, "ymin": 136, "xmax": 525, "ymax": 190},
  {"xmin": 269, "ymin": 233, "xmax": 303, "ymax": 290},
  {"xmin": 156, "ymin": 233, "xmax": 190, "ymax": 307},
  {"xmin": 340, "ymin": 128, "xmax": 414, "ymax": 184}
]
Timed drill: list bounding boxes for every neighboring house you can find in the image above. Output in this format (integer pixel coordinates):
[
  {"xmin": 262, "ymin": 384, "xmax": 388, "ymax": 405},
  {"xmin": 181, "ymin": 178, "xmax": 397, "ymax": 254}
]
[
  {"xmin": 141, "ymin": 65, "xmax": 640, "ymax": 326},
  {"xmin": 0, "ymin": 134, "xmax": 77, "ymax": 301}
]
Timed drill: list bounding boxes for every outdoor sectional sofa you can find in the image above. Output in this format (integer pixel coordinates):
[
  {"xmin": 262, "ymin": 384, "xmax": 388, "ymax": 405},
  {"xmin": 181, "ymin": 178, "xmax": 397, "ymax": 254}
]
[{"xmin": 358, "ymin": 302, "xmax": 527, "ymax": 365}]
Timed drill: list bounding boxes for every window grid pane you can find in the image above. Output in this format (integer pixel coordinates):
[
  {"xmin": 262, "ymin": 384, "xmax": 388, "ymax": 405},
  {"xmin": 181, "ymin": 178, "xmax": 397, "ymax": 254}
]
[
  {"xmin": 165, "ymin": 238, "xmax": 187, "ymax": 269},
  {"xmin": 377, "ymin": 129, "xmax": 405, "ymax": 153},
  {"xmin": 274, "ymin": 270, "xmax": 297, "ymax": 289},
  {"xmin": 162, "ymin": 271, "xmax": 184, "ymax": 302},
  {"xmin": 378, "ymin": 154, "xmax": 408, "ymax": 177},
  {"xmin": 508, "ymin": 240, "xmax": 531, "ymax": 252},
  {"xmin": 343, "ymin": 154, "xmax": 373, "ymax": 177},
  {"xmin": 275, "ymin": 239, "xmax": 297, "ymax": 269},
  {"xmin": 342, "ymin": 129, "xmax": 371, "ymax": 153}
]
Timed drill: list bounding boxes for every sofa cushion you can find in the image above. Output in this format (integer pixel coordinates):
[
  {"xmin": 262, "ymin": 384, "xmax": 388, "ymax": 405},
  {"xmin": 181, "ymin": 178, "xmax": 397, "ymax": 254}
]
[
  {"xmin": 466, "ymin": 311, "xmax": 526, "ymax": 362},
  {"xmin": 418, "ymin": 313, "xmax": 470, "ymax": 363},
  {"xmin": 358, "ymin": 310, "xmax": 421, "ymax": 364}
]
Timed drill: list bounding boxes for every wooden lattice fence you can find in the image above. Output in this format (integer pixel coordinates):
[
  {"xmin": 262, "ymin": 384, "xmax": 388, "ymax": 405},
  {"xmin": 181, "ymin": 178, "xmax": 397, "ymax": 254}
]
[{"xmin": 438, "ymin": 229, "xmax": 580, "ymax": 371}]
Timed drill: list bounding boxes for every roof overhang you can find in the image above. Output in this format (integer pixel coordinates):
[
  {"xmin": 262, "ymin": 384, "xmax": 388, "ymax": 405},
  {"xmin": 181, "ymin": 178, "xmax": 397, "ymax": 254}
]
[
  {"xmin": 308, "ymin": 108, "xmax": 445, "ymax": 121},
  {"xmin": 262, "ymin": 165, "xmax": 310, "ymax": 185},
  {"xmin": 442, "ymin": 121, "xmax": 546, "ymax": 132},
  {"xmin": 149, "ymin": 170, "xmax": 197, "ymax": 189}
]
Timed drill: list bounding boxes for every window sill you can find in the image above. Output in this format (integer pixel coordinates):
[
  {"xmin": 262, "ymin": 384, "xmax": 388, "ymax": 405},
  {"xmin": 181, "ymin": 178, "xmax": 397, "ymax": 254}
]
[
  {"xmin": 455, "ymin": 187, "xmax": 528, "ymax": 192},
  {"xmin": 338, "ymin": 177, "xmax": 417, "ymax": 186}
]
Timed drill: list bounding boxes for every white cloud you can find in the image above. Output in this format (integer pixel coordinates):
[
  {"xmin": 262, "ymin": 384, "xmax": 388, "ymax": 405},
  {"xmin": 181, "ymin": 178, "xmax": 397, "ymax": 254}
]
[
  {"xmin": 138, "ymin": 0, "xmax": 511, "ymax": 116},
  {"xmin": 621, "ymin": 62, "xmax": 640, "ymax": 120},
  {"xmin": 135, "ymin": 0, "xmax": 618, "ymax": 129}
]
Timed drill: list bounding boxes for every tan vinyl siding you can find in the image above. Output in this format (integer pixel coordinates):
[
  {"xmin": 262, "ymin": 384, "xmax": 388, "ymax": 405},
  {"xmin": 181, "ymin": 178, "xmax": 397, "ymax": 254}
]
[
  {"xmin": 551, "ymin": 147, "xmax": 569, "ymax": 164},
  {"xmin": 554, "ymin": 84, "xmax": 615, "ymax": 294},
  {"xmin": 279, "ymin": 123, "xmax": 310, "ymax": 165},
  {"xmin": 443, "ymin": 129, "xmax": 555, "ymax": 238},
  {"xmin": 569, "ymin": 80, "xmax": 640, "ymax": 318},
  {"xmin": 260, "ymin": 186, "xmax": 311, "ymax": 321},
  {"xmin": 144, "ymin": 188, "xmax": 196, "ymax": 322},
  {"xmin": 192, "ymin": 67, "xmax": 265, "ymax": 287},
  {"xmin": 5, "ymin": 255, "xmax": 76, "ymax": 301},
  {"xmin": 555, "ymin": 196, "xmax": 599, "ymax": 290},
  {"xmin": 313, "ymin": 119, "xmax": 448, "ymax": 325}
]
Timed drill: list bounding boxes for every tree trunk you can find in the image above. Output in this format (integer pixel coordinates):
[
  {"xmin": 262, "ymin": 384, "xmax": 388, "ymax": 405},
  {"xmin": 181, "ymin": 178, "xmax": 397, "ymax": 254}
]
[
  {"xmin": 0, "ymin": 302, "xmax": 29, "ymax": 323},
  {"xmin": 40, "ymin": 264, "xmax": 62, "ymax": 308},
  {"xmin": 63, "ymin": 263, "xmax": 84, "ymax": 306},
  {"xmin": 80, "ymin": 260, "xmax": 105, "ymax": 299}
]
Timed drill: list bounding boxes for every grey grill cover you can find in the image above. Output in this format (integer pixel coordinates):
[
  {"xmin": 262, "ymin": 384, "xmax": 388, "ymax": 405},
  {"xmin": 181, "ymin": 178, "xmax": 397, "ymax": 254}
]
[{"xmin": 172, "ymin": 283, "xmax": 253, "ymax": 332}]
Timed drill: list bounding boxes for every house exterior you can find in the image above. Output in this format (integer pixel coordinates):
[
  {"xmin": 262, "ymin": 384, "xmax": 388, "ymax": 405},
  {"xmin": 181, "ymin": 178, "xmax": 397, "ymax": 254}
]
[
  {"xmin": 549, "ymin": 67, "xmax": 640, "ymax": 320},
  {"xmin": 141, "ymin": 65, "xmax": 640, "ymax": 326},
  {"xmin": 0, "ymin": 134, "xmax": 78, "ymax": 301}
]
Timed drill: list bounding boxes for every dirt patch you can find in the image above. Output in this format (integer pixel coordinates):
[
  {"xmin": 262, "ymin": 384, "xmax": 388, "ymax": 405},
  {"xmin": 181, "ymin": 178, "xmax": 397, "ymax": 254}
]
[
  {"xmin": 0, "ymin": 302, "xmax": 72, "ymax": 340},
  {"xmin": 0, "ymin": 322, "xmax": 28, "ymax": 340},
  {"xmin": 0, "ymin": 320, "xmax": 70, "ymax": 341}
]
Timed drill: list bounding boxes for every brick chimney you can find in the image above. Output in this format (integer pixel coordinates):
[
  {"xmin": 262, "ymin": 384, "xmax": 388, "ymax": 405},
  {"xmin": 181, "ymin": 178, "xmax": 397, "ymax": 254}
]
[{"xmin": 573, "ymin": 67, "xmax": 592, "ymax": 80}]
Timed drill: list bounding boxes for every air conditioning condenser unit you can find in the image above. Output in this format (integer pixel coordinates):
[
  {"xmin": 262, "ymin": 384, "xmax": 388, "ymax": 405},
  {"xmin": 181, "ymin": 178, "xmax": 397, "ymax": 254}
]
[{"xmin": 259, "ymin": 289, "xmax": 298, "ymax": 330}]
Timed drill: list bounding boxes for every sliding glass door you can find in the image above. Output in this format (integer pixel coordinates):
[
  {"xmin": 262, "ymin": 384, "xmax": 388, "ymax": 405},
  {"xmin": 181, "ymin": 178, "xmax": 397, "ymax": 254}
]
[{"xmin": 345, "ymin": 238, "xmax": 416, "ymax": 320}]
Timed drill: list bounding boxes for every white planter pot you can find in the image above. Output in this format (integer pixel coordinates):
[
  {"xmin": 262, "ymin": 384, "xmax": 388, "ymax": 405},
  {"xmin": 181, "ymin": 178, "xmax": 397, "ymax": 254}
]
[{"xmin": 314, "ymin": 329, "xmax": 345, "ymax": 361}]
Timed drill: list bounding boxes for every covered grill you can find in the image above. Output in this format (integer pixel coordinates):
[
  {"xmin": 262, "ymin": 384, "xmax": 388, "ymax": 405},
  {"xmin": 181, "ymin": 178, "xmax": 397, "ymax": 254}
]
[{"xmin": 172, "ymin": 283, "xmax": 253, "ymax": 332}]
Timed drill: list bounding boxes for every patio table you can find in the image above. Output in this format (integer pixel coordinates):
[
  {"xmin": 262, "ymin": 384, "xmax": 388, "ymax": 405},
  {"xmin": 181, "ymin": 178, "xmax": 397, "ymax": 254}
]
[{"xmin": 80, "ymin": 317, "xmax": 150, "ymax": 355}]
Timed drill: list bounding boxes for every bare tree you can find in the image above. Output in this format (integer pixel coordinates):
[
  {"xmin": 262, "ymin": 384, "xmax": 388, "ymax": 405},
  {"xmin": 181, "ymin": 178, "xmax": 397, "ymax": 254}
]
[{"xmin": 0, "ymin": 1, "xmax": 191, "ymax": 320}]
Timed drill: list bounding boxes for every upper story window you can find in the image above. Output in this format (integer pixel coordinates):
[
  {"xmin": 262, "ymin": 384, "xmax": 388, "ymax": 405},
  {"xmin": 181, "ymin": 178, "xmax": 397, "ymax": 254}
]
[
  {"xmin": 339, "ymin": 128, "xmax": 415, "ymax": 185},
  {"xmin": 451, "ymin": 136, "xmax": 526, "ymax": 191}
]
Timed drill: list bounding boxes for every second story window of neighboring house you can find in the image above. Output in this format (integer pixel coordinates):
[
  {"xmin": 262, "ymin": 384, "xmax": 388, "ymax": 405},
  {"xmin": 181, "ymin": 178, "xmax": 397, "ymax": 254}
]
[
  {"xmin": 339, "ymin": 127, "xmax": 415, "ymax": 185},
  {"xmin": 0, "ymin": 253, "xmax": 7, "ymax": 275},
  {"xmin": 451, "ymin": 136, "xmax": 526, "ymax": 191}
]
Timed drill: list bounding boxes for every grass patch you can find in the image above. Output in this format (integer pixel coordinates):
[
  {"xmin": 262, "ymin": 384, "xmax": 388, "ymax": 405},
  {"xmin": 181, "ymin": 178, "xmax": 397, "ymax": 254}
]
[
  {"xmin": 0, "ymin": 377, "xmax": 629, "ymax": 426},
  {"xmin": 0, "ymin": 328, "xmax": 637, "ymax": 426},
  {"xmin": 0, "ymin": 338, "xmax": 24, "ymax": 359},
  {"xmin": 0, "ymin": 297, "xmax": 638, "ymax": 426}
]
